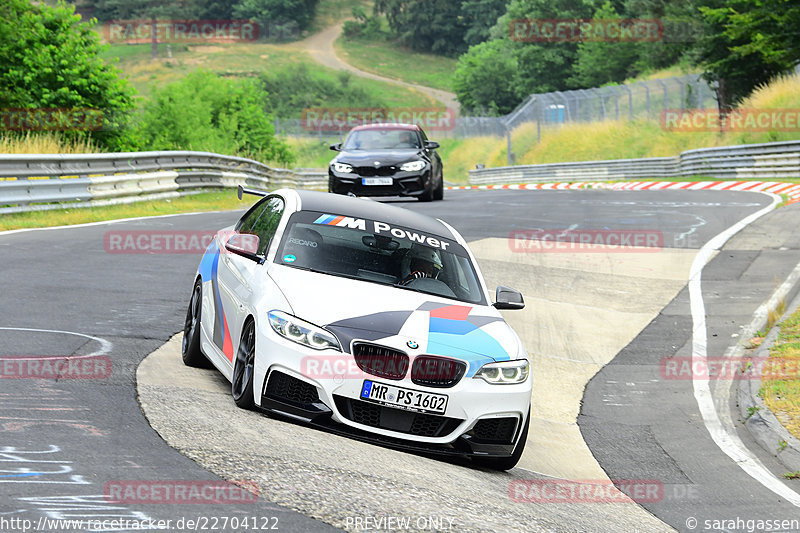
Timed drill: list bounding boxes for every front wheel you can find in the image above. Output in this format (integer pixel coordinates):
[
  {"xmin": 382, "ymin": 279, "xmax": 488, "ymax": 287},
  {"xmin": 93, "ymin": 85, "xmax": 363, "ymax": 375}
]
[
  {"xmin": 232, "ymin": 320, "xmax": 256, "ymax": 409},
  {"xmin": 418, "ymin": 176, "xmax": 435, "ymax": 202},
  {"xmin": 433, "ymin": 171, "xmax": 444, "ymax": 201},
  {"xmin": 472, "ymin": 409, "xmax": 530, "ymax": 471}
]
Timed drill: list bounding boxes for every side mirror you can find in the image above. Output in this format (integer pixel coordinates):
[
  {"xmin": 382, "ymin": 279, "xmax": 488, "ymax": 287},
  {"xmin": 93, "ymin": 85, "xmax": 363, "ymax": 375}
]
[
  {"xmin": 224, "ymin": 233, "xmax": 262, "ymax": 262},
  {"xmin": 330, "ymin": 143, "xmax": 342, "ymax": 151},
  {"xmin": 424, "ymin": 140, "xmax": 439, "ymax": 150},
  {"xmin": 494, "ymin": 285, "xmax": 524, "ymax": 310}
]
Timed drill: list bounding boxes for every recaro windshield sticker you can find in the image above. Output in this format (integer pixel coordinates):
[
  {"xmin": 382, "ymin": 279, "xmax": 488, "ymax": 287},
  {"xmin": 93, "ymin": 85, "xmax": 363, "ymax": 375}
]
[{"xmin": 312, "ymin": 213, "xmax": 453, "ymax": 252}]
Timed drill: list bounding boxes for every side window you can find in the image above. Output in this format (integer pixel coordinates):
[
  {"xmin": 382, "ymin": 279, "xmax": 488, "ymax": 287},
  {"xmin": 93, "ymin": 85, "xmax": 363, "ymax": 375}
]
[{"xmin": 236, "ymin": 196, "xmax": 285, "ymax": 256}]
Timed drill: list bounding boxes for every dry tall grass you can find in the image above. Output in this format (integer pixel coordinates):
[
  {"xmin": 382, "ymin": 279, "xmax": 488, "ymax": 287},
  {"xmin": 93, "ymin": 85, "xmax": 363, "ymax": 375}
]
[{"xmin": 0, "ymin": 133, "xmax": 101, "ymax": 154}]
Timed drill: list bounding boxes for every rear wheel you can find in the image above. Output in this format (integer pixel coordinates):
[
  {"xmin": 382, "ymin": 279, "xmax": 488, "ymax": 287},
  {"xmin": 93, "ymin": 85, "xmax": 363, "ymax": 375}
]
[
  {"xmin": 472, "ymin": 409, "xmax": 530, "ymax": 471},
  {"xmin": 232, "ymin": 320, "xmax": 256, "ymax": 409},
  {"xmin": 182, "ymin": 280, "xmax": 210, "ymax": 368}
]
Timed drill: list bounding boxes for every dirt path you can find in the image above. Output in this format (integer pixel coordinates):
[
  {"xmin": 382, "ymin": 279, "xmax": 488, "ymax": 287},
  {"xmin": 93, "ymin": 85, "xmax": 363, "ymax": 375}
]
[{"xmin": 291, "ymin": 23, "xmax": 460, "ymax": 111}]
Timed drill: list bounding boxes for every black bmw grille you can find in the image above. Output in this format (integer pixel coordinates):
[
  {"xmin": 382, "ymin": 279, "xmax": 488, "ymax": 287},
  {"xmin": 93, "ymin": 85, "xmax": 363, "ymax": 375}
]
[
  {"xmin": 468, "ymin": 417, "xmax": 519, "ymax": 444},
  {"xmin": 352, "ymin": 343, "xmax": 409, "ymax": 380},
  {"xmin": 334, "ymin": 396, "xmax": 462, "ymax": 438},
  {"xmin": 355, "ymin": 166, "xmax": 396, "ymax": 177},
  {"xmin": 410, "ymin": 355, "xmax": 467, "ymax": 388},
  {"xmin": 264, "ymin": 371, "xmax": 320, "ymax": 406}
]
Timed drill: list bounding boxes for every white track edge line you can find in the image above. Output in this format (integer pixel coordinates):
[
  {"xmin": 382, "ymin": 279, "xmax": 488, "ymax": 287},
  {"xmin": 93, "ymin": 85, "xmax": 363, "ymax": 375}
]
[{"xmin": 689, "ymin": 191, "xmax": 800, "ymax": 506}]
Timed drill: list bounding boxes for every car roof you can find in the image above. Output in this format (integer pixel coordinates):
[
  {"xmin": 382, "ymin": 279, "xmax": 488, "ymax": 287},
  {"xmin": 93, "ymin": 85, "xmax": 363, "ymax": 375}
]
[
  {"xmin": 349, "ymin": 123, "xmax": 422, "ymax": 132},
  {"xmin": 286, "ymin": 190, "xmax": 455, "ymax": 239}
]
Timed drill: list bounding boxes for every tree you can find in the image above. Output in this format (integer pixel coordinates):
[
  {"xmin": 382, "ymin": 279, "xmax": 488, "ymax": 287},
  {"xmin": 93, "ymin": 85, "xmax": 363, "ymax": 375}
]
[
  {"xmin": 502, "ymin": 0, "xmax": 601, "ymax": 94},
  {"xmin": 453, "ymin": 40, "xmax": 520, "ymax": 114},
  {"xmin": 570, "ymin": 2, "xmax": 639, "ymax": 87},
  {"xmin": 374, "ymin": 0, "xmax": 469, "ymax": 56},
  {"xmin": 622, "ymin": 0, "xmax": 702, "ymax": 73},
  {"xmin": 461, "ymin": 0, "xmax": 507, "ymax": 47},
  {"xmin": 723, "ymin": 0, "xmax": 800, "ymax": 71},
  {"xmin": 0, "ymin": 0, "xmax": 135, "ymax": 148},
  {"xmin": 132, "ymin": 70, "xmax": 294, "ymax": 165},
  {"xmin": 691, "ymin": 0, "xmax": 795, "ymax": 111},
  {"xmin": 233, "ymin": 0, "xmax": 320, "ymax": 37},
  {"xmin": 89, "ymin": 0, "xmax": 204, "ymax": 58}
]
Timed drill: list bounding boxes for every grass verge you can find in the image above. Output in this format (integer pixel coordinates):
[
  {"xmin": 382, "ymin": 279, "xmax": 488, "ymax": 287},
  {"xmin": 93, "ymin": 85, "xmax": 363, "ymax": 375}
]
[
  {"xmin": 0, "ymin": 190, "xmax": 258, "ymax": 232},
  {"xmin": 335, "ymin": 33, "xmax": 457, "ymax": 93},
  {"xmin": 761, "ymin": 306, "xmax": 800, "ymax": 440}
]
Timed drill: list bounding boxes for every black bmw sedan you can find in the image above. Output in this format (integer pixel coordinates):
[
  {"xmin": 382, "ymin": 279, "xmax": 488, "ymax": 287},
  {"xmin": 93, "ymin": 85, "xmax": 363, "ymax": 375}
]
[{"xmin": 328, "ymin": 123, "xmax": 444, "ymax": 201}]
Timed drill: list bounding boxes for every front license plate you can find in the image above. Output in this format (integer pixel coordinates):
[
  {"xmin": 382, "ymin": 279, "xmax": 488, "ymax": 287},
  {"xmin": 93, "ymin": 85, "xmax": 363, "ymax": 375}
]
[
  {"xmin": 360, "ymin": 380, "xmax": 448, "ymax": 415},
  {"xmin": 362, "ymin": 177, "xmax": 393, "ymax": 186}
]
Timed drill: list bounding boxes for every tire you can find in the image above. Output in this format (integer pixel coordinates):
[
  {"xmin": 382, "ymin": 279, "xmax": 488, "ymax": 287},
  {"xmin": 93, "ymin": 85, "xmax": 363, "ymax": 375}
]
[
  {"xmin": 232, "ymin": 319, "xmax": 256, "ymax": 409},
  {"xmin": 472, "ymin": 409, "xmax": 530, "ymax": 471},
  {"xmin": 418, "ymin": 176, "xmax": 434, "ymax": 202},
  {"xmin": 433, "ymin": 171, "xmax": 444, "ymax": 201},
  {"xmin": 182, "ymin": 280, "xmax": 210, "ymax": 368},
  {"xmin": 328, "ymin": 175, "xmax": 335, "ymax": 193}
]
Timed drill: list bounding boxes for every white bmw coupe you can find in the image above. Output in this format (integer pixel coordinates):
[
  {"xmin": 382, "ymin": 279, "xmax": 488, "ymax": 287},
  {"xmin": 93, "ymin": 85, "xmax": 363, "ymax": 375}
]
[{"xmin": 182, "ymin": 187, "xmax": 531, "ymax": 470}]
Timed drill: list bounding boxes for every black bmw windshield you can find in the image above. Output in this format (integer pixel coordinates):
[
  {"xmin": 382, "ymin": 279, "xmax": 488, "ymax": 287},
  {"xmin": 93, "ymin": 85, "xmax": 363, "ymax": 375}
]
[
  {"xmin": 342, "ymin": 129, "xmax": 421, "ymax": 150},
  {"xmin": 274, "ymin": 211, "xmax": 486, "ymax": 305}
]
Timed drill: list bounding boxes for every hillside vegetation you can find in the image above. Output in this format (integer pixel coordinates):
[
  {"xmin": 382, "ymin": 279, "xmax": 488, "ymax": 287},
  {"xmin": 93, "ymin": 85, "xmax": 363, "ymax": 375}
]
[{"xmin": 287, "ymin": 73, "xmax": 800, "ymax": 183}]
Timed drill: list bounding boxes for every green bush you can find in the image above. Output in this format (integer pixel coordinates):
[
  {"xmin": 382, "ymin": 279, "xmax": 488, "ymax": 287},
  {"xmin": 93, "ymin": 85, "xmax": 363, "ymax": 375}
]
[
  {"xmin": 258, "ymin": 64, "xmax": 386, "ymax": 118},
  {"xmin": 0, "ymin": 0, "xmax": 136, "ymax": 150},
  {"xmin": 130, "ymin": 70, "xmax": 295, "ymax": 165}
]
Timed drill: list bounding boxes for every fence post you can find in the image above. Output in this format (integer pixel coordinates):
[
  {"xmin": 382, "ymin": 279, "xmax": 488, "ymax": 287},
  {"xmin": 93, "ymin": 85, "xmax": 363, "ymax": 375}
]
[{"xmin": 656, "ymin": 79, "xmax": 668, "ymax": 115}]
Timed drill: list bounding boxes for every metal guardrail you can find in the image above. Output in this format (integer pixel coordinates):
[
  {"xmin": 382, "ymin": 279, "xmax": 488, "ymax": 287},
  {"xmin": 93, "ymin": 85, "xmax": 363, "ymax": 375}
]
[
  {"xmin": 469, "ymin": 140, "xmax": 800, "ymax": 185},
  {"xmin": 0, "ymin": 151, "xmax": 327, "ymax": 214}
]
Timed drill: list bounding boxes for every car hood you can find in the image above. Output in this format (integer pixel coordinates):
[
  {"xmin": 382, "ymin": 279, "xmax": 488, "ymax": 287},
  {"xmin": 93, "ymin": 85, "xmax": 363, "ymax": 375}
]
[
  {"xmin": 269, "ymin": 266, "xmax": 519, "ymax": 371},
  {"xmin": 334, "ymin": 150, "xmax": 426, "ymax": 167}
]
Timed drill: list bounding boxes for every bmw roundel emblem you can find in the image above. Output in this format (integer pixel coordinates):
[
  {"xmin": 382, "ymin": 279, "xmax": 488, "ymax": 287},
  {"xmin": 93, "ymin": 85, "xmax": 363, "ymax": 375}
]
[{"xmin": 407, "ymin": 340, "xmax": 419, "ymax": 349}]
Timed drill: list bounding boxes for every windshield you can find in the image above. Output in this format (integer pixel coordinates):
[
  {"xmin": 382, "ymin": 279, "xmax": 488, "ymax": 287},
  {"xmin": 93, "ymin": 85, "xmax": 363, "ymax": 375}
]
[
  {"xmin": 274, "ymin": 211, "xmax": 486, "ymax": 305},
  {"xmin": 342, "ymin": 129, "xmax": 421, "ymax": 150}
]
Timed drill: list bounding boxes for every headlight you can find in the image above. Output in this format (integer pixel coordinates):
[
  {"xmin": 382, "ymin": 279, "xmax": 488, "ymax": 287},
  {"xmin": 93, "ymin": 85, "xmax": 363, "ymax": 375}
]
[
  {"xmin": 474, "ymin": 359, "xmax": 529, "ymax": 385},
  {"xmin": 332, "ymin": 162, "xmax": 353, "ymax": 173},
  {"xmin": 267, "ymin": 310, "xmax": 341, "ymax": 351},
  {"xmin": 400, "ymin": 160, "xmax": 426, "ymax": 172}
]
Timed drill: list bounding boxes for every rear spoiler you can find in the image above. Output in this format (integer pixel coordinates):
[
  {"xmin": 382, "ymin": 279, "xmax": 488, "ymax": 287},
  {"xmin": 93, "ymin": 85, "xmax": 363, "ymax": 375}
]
[{"xmin": 237, "ymin": 185, "xmax": 268, "ymax": 199}]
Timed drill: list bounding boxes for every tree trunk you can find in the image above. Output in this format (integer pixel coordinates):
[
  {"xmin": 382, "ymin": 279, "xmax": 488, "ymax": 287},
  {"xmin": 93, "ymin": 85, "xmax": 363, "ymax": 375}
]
[{"xmin": 716, "ymin": 77, "xmax": 731, "ymax": 134}]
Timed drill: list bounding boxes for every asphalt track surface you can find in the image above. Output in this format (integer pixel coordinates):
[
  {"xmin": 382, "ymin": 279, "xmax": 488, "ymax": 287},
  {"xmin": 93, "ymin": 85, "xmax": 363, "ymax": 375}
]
[{"xmin": 2, "ymin": 188, "xmax": 800, "ymax": 532}]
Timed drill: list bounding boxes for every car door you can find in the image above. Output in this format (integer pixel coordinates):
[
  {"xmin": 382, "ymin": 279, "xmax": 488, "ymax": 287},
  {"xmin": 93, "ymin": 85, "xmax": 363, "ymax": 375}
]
[{"xmin": 214, "ymin": 196, "xmax": 285, "ymax": 374}]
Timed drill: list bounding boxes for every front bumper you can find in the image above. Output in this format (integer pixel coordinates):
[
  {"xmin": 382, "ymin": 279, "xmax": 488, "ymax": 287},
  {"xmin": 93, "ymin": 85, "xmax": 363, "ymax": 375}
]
[
  {"xmin": 253, "ymin": 330, "xmax": 531, "ymax": 458},
  {"xmin": 329, "ymin": 168, "xmax": 432, "ymax": 197}
]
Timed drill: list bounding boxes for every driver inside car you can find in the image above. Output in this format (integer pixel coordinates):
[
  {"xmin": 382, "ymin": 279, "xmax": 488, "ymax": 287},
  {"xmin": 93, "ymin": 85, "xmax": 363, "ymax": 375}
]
[{"xmin": 399, "ymin": 245, "xmax": 443, "ymax": 285}]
